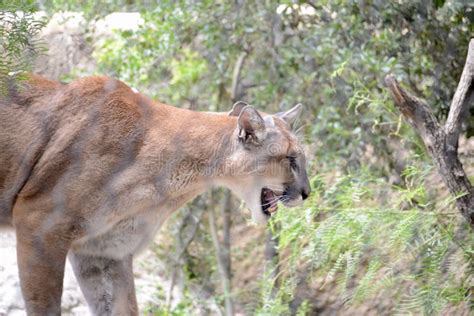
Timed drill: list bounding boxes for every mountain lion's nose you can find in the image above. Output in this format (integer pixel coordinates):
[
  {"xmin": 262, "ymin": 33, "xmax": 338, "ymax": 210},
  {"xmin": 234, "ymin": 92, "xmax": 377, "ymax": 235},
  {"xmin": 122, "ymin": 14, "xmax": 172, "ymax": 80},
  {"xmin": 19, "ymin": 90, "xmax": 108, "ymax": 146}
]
[
  {"xmin": 301, "ymin": 177, "xmax": 311, "ymax": 200},
  {"xmin": 301, "ymin": 187, "xmax": 310, "ymax": 200}
]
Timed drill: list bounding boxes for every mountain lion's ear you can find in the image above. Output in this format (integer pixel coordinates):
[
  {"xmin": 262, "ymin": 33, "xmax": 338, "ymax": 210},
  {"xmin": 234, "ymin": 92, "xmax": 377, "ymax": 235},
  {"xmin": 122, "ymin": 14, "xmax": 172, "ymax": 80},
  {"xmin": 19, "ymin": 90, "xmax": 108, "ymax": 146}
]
[
  {"xmin": 275, "ymin": 103, "xmax": 303, "ymax": 125},
  {"xmin": 238, "ymin": 106, "xmax": 266, "ymax": 145},
  {"xmin": 228, "ymin": 101, "xmax": 248, "ymax": 116}
]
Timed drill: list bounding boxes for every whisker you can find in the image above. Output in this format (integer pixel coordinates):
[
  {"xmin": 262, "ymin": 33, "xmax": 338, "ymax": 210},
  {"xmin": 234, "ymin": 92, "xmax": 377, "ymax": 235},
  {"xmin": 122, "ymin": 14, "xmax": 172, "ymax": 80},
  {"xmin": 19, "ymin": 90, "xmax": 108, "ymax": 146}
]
[
  {"xmin": 261, "ymin": 199, "xmax": 281, "ymax": 207},
  {"xmin": 262, "ymin": 199, "xmax": 280, "ymax": 206},
  {"xmin": 261, "ymin": 186, "xmax": 284, "ymax": 191},
  {"xmin": 265, "ymin": 199, "xmax": 279, "ymax": 205},
  {"xmin": 262, "ymin": 195, "xmax": 291, "ymax": 206}
]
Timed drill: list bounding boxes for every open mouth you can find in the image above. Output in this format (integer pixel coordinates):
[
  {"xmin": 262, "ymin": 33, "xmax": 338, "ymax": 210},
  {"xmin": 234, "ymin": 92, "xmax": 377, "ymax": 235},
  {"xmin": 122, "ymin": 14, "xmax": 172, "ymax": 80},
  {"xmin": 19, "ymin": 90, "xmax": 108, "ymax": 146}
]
[{"xmin": 261, "ymin": 188, "xmax": 280, "ymax": 217}]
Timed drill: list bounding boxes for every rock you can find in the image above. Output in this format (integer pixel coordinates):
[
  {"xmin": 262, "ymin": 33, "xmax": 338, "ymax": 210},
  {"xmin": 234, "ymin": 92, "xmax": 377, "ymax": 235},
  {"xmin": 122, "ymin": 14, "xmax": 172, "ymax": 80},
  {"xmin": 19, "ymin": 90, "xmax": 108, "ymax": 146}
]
[
  {"xmin": 34, "ymin": 12, "xmax": 95, "ymax": 79},
  {"xmin": 33, "ymin": 11, "xmax": 144, "ymax": 80}
]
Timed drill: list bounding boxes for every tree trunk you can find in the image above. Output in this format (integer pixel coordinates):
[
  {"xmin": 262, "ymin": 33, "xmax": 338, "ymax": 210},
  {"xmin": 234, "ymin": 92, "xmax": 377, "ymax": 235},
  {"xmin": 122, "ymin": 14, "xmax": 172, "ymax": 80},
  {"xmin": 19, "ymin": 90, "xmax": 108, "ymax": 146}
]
[{"xmin": 384, "ymin": 39, "xmax": 474, "ymax": 229}]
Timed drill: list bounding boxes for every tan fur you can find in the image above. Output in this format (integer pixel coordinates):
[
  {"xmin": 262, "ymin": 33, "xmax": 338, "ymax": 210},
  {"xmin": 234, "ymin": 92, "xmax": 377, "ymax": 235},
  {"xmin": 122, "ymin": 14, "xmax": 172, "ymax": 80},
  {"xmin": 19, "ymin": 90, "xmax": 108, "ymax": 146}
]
[{"xmin": 0, "ymin": 75, "xmax": 310, "ymax": 315}]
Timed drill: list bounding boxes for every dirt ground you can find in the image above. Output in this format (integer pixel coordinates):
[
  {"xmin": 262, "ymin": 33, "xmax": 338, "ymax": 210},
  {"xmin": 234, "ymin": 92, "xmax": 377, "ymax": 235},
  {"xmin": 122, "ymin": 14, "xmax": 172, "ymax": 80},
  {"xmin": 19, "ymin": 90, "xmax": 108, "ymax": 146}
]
[{"xmin": 0, "ymin": 230, "xmax": 173, "ymax": 315}]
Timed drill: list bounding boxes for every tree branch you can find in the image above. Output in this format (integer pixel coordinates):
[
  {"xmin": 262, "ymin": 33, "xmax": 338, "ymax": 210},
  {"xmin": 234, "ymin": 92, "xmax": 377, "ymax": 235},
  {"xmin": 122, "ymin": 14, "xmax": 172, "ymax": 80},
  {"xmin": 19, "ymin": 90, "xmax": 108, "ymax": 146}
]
[
  {"xmin": 385, "ymin": 74, "xmax": 443, "ymax": 147},
  {"xmin": 165, "ymin": 208, "xmax": 204, "ymax": 310},
  {"xmin": 208, "ymin": 206, "xmax": 234, "ymax": 316},
  {"xmin": 264, "ymin": 228, "xmax": 280, "ymax": 299},
  {"xmin": 385, "ymin": 54, "xmax": 474, "ymax": 228},
  {"xmin": 445, "ymin": 39, "xmax": 474, "ymax": 148},
  {"xmin": 231, "ymin": 51, "xmax": 248, "ymax": 102},
  {"xmin": 220, "ymin": 191, "xmax": 232, "ymax": 283}
]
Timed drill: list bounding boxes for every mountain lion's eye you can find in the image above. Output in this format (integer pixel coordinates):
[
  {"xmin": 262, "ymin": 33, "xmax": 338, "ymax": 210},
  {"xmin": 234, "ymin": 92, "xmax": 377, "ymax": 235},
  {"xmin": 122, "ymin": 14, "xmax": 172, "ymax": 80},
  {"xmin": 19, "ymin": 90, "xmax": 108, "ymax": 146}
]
[{"xmin": 287, "ymin": 156, "xmax": 298, "ymax": 171}]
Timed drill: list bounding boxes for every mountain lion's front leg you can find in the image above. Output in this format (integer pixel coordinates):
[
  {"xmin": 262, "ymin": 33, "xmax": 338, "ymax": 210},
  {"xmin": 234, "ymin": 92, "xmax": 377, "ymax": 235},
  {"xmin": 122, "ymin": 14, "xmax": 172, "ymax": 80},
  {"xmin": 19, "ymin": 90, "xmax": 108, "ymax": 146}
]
[
  {"xmin": 15, "ymin": 222, "xmax": 71, "ymax": 315},
  {"xmin": 69, "ymin": 252, "xmax": 138, "ymax": 316}
]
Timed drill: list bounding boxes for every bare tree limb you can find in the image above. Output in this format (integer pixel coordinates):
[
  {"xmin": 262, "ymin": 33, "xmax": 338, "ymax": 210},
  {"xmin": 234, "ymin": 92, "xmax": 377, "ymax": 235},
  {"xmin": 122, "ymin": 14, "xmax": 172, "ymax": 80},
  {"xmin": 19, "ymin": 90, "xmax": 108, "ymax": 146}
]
[
  {"xmin": 165, "ymin": 208, "xmax": 204, "ymax": 310},
  {"xmin": 231, "ymin": 51, "xmax": 248, "ymax": 102},
  {"xmin": 385, "ymin": 75, "xmax": 443, "ymax": 146},
  {"xmin": 220, "ymin": 191, "xmax": 232, "ymax": 282},
  {"xmin": 264, "ymin": 228, "xmax": 280, "ymax": 299},
  {"xmin": 208, "ymin": 206, "xmax": 234, "ymax": 316},
  {"xmin": 445, "ymin": 39, "xmax": 474, "ymax": 148},
  {"xmin": 384, "ymin": 40, "xmax": 474, "ymax": 228}
]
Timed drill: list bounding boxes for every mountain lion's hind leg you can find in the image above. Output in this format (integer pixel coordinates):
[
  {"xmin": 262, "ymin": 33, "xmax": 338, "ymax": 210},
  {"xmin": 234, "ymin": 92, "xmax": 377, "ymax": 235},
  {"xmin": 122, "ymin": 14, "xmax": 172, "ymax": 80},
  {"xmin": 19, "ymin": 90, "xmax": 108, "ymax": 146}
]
[{"xmin": 69, "ymin": 252, "xmax": 138, "ymax": 316}]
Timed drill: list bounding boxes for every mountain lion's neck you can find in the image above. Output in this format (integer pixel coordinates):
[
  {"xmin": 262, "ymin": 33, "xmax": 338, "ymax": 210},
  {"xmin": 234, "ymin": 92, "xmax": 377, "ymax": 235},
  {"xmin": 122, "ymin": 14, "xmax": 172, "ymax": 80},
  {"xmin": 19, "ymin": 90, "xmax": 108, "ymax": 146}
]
[{"xmin": 147, "ymin": 105, "xmax": 240, "ymax": 190}]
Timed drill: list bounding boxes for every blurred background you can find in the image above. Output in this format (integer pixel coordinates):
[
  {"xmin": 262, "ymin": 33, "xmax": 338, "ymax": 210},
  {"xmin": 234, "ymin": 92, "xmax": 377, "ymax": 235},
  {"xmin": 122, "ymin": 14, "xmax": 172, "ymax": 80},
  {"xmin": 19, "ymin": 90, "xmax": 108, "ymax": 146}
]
[{"xmin": 1, "ymin": 0, "xmax": 474, "ymax": 315}]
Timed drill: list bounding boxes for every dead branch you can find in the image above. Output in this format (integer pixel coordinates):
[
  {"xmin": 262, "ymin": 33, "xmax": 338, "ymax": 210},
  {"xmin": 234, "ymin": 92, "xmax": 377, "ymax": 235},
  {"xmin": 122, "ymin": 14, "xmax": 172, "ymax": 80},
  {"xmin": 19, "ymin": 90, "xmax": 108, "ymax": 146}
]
[
  {"xmin": 264, "ymin": 228, "xmax": 280, "ymax": 299},
  {"xmin": 384, "ymin": 39, "xmax": 474, "ymax": 229},
  {"xmin": 165, "ymin": 207, "xmax": 204, "ymax": 309},
  {"xmin": 445, "ymin": 40, "xmax": 474, "ymax": 148},
  {"xmin": 220, "ymin": 191, "xmax": 233, "ymax": 282},
  {"xmin": 208, "ymin": 205, "xmax": 234, "ymax": 316},
  {"xmin": 231, "ymin": 51, "xmax": 248, "ymax": 102}
]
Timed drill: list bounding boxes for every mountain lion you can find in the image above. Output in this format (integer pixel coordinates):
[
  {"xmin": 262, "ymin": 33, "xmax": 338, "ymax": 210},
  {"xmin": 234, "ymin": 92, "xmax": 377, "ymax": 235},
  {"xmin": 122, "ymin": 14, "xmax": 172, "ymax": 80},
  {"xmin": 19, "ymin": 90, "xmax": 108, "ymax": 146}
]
[{"xmin": 0, "ymin": 75, "xmax": 311, "ymax": 315}]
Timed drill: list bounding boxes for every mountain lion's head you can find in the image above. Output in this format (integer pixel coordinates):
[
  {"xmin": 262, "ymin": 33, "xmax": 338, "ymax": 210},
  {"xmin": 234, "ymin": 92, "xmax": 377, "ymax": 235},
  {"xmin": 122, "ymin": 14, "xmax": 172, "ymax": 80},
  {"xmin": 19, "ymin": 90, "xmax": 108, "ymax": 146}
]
[{"xmin": 222, "ymin": 102, "xmax": 311, "ymax": 223}]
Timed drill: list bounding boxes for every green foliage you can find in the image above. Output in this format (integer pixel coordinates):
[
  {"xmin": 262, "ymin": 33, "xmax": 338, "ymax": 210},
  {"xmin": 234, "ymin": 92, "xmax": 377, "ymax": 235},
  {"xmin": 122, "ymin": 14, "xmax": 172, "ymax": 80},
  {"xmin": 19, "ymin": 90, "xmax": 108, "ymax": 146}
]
[
  {"xmin": 37, "ymin": 0, "xmax": 149, "ymax": 18},
  {"xmin": 0, "ymin": 1, "xmax": 46, "ymax": 94},
  {"xmin": 169, "ymin": 49, "xmax": 208, "ymax": 99},
  {"xmin": 266, "ymin": 162, "xmax": 474, "ymax": 314}
]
